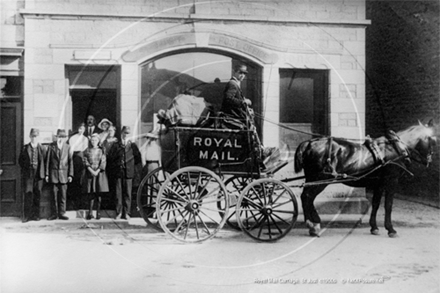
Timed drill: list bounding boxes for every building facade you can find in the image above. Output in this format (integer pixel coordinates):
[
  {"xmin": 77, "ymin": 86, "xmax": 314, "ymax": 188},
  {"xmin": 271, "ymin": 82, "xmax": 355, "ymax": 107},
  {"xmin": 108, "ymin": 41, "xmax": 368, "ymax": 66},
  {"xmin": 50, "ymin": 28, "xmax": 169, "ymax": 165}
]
[{"xmin": 1, "ymin": 0, "xmax": 370, "ymax": 217}]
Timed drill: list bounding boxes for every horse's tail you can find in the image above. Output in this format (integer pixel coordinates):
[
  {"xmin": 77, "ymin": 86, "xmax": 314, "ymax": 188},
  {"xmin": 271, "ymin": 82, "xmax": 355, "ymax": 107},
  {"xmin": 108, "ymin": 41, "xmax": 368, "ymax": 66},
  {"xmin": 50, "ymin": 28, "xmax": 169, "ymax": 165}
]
[{"xmin": 294, "ymin": 140, "xmax": 309, "ymax": 173}]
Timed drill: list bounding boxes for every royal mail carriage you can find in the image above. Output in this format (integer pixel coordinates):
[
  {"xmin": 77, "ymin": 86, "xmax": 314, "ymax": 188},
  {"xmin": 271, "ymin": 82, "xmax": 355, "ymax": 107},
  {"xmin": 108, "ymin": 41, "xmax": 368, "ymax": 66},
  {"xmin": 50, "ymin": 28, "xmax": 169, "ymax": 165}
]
[{"xmin": 136, "ymin": 95, "xmax": 298, "ymax": 243}]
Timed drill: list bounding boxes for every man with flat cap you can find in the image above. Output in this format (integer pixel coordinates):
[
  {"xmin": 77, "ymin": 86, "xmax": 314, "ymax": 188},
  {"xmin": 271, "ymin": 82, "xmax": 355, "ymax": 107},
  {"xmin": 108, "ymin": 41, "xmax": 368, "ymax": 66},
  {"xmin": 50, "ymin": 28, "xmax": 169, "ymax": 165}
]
[
  {"xmin": 19, "ymin": 128, "xmax": 46, "ymax": 223},
  {"xmin": 45, "ymin": 129, "xmax": 73, "ymax": 220},
  {"xmin": 107, "ymin": 126, "xmax": 141, "ymax": 220}
]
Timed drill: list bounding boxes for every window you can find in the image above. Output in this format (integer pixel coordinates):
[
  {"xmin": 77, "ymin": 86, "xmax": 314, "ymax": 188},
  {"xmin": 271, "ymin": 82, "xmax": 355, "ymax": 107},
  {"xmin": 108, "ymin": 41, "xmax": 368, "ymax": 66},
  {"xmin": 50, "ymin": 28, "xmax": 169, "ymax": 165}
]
[
  {"xmin": 279, "ymin": 69, "xmax": 329, "ymax": 148},
  {"xmin": 0, "ymin": 76, "xmax": 22, "ymax": 98},
  {"xmin": 140, "ymin": 51, "xmax": 262, "ymax": 135}
]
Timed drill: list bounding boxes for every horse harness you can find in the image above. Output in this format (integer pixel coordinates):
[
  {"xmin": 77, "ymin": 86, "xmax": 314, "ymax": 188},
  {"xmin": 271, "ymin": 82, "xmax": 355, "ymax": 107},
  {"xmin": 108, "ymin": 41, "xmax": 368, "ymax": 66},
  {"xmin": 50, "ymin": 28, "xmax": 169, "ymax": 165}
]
[{"xmin": 324, "ymin": 130, "xmax": 413, "ymax": 179}]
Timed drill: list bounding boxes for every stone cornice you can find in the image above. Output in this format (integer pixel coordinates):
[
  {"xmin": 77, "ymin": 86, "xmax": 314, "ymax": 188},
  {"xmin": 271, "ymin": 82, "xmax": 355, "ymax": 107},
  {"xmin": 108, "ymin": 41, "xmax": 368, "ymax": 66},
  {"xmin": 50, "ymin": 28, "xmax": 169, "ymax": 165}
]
[
  {"xmin": 0, "ymin": 47, "xmax": 25, "ymax": 57},
  {"xmin": 20, "ymin": 9, "xmax": 371, "ymax": 27}
]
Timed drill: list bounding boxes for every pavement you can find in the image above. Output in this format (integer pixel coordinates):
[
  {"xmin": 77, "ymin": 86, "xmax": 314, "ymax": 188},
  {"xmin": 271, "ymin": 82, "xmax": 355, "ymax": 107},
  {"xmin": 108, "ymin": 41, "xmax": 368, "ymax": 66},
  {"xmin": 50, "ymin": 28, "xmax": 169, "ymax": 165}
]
[{"xmin": 1, "ymin": 197, "xmax": 439, "ymax": 293}]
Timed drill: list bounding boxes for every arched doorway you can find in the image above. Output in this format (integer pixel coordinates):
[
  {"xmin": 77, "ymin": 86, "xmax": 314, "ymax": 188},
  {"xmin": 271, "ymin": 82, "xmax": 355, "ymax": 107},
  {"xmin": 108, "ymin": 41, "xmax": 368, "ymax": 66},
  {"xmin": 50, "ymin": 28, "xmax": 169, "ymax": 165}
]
[{"xmin": 139, "ymin": 49, "xmax": 262, "ymax": 136}]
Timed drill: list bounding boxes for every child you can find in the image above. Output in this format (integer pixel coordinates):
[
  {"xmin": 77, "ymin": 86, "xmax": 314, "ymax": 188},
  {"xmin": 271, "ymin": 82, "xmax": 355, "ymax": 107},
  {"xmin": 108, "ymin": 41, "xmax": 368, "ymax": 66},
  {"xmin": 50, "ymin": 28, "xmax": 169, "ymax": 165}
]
[{"xmin": 83, "ymin": 133, "xmax": 109, "ymax": 220}]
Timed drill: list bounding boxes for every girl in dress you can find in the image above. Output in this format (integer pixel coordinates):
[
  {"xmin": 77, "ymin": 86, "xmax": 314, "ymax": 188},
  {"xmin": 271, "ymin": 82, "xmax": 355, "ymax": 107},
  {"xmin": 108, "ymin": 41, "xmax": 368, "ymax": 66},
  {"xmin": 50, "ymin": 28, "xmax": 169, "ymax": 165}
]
[{"xmin": 83, "ymin": 133, "xmax": 109, "ymax": 220}]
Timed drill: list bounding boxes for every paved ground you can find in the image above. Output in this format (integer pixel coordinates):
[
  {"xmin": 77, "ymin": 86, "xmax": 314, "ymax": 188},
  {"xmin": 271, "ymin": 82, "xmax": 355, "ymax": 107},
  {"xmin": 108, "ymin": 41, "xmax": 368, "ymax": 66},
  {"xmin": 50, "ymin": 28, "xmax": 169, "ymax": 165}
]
[{"xmin": 1, "ymin": 198, "xmax": 439, "ymax": 293}]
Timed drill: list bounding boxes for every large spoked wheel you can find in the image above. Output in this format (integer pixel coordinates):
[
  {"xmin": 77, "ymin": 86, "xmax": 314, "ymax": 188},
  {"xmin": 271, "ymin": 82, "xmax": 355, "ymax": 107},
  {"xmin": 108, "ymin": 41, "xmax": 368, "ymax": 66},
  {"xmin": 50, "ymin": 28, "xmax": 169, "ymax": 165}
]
[
  {"xmin": 236, "ymin": 178, "xmax": 298, "ymax": 242},
  {"xmin": 217, "ymin": 176, "xmax": 253, "ymax": 231},
  {"xmin": 136, "ymin": 166, "xmax": 168, "ymax": 231},
  {"xmin": 156, "ymin": 166, "xmax": 229, "ymax": 243}
]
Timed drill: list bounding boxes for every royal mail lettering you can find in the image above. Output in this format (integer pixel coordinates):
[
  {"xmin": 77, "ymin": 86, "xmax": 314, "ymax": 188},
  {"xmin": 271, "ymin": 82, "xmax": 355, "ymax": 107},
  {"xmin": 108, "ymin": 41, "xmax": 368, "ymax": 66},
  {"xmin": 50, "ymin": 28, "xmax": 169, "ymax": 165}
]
[
  {"xmin": 193, "ymin": 137, "xmax": 242, "ymax": 149},
  {"xmin": 191, "ymin": 135, "xmax": 244, "ymax": 162}
]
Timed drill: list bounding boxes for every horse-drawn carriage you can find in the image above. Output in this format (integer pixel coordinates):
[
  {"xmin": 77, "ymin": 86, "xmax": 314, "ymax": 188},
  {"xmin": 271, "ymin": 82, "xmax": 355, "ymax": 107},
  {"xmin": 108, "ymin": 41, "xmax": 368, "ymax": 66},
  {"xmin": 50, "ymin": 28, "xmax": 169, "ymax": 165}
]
[
  {"xmin": 136, "ymin": 95, "xmax": 298, "ymax": 243},
  {"xmin": 136, "ymin": 95, "xmax": 437, "ymax": 242}
]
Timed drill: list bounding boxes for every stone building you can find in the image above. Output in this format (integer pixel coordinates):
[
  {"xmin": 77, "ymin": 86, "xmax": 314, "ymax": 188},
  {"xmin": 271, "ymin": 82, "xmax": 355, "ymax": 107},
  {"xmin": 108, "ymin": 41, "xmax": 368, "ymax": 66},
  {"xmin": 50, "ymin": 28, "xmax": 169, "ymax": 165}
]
[
  {"xmin": 366, "ymin": 0, "xmax": 439, "ymax": 204},
  {"xmin": 1, "ymin": 0, "xmax": 369, "ymax": 217}
]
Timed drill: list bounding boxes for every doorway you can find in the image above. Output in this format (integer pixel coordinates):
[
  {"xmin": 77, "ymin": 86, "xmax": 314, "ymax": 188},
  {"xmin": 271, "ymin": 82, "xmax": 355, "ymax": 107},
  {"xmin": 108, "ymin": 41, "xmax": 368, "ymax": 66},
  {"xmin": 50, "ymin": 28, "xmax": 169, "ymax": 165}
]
[
  {"xmin": 70, "ymin": 89, "xmax": 118, "ymax": 131},
  {"xmin": 67, "ymin": 65, "xmax": 120, "ymax": 133},
  {"xmin": 0, "ymin": 98, "xmax": 22, "ymax": 216}
]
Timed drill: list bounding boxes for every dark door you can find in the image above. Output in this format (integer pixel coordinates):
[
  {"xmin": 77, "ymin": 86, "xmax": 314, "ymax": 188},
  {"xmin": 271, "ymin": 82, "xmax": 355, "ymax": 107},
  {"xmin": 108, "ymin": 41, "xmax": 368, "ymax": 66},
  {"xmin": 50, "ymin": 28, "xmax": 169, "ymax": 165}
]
[
  {"xmin": 0, "ymin": 99, "xmax": 22, "ymax": 216},
  {"xmin": 71, "ymin": 89, "xmax": 118, "ymax": 131}
]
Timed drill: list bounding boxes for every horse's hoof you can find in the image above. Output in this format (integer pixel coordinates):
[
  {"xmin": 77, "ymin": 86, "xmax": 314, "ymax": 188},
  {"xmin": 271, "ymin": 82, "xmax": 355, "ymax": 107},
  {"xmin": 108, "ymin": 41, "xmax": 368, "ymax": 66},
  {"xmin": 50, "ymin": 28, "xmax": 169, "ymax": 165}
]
[
  {"xmin": 370, "ymin": 229, "xmax": 380, "ymax": 235},
  {"xmin": 306, "ymin": 220, "xmax": 314, "ymax": 229},
  {"xmin": 309, "ymin": 230, "xmax": 320, "ymax": 237},
  {"xmin": 388, "ymin": 232, "xmax": 398, "ymax": 238}
]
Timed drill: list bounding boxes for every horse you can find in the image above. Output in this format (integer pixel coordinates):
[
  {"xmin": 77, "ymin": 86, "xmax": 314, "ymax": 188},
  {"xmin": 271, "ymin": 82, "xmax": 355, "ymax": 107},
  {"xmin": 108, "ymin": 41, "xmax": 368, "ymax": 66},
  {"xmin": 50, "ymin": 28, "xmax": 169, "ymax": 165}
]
[{"xmin": 294, "ymin": 120, "xmax": 437, "ymax": 237}]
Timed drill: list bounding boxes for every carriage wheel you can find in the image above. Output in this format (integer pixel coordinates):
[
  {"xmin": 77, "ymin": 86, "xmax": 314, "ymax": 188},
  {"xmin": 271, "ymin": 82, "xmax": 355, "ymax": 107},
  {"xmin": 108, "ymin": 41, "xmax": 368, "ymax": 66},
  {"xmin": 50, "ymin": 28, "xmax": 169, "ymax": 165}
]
[
  {"xmin": 156, "ymin": 166, "xmax": 229, "ymax": 243},
  {"xmin": 217, "ymin": 176, "xmax": 253, "ymax": 231},
  {"xmin": 136, "ymin": 166, "xmax": 168, "ymax": 231},
  {"xmin": 236, "ymin": 178, "xmax": 298, "ymax": 242}
]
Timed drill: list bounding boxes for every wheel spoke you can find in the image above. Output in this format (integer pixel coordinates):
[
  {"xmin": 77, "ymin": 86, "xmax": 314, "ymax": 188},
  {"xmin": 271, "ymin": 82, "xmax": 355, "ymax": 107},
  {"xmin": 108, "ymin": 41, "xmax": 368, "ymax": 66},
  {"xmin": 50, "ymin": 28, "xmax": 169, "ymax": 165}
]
[
  {"xmin": 242, "ymin": 210, "xmax": 263, "ymax": 223},
  {"xmin": 257, "ymin": 216, "xmax": 266, "ymax": 238},
  {"xmin": 163, "ymin": 186, "xmax": 188, "ymax": 202},
  {"xmin": 249, "ymin": 186, "xmax": 264, "ymax": 206},
  {"xmin": 272, "ymin": 209, "xmax": 296, "ymax": 214},
  {"xmin": 173, "ymin": 212, "xmax": 189, "ymax": 234},
  {"xmin": 271, "ymin": 212, "xmax": 293, "ymax": 226},
  {"xmin": 266, "ymin": 215, "xmax": 272, "ymax": 239},
  {"xmin": 161, "ymin": 205, "xmax": 186, "ymax": 214},
  {"xmin": 163, "ymin": 208, "xmax": 186, "ymax": 226},
  {"xmin": 196, "ymin": 213, "xmax": 211, "ymax": 235},
  {"xmin": 241, "ymin": 195, "xmax": 263, "ymax": 209},
  {"xmin": 161, "ymin": 197, "xmax": 187, "ymax": 205},
  {"xmin": 198, "ymin": 209, "xmax": 221, "ymax": 226},
  {"xmin": 268, "ymin": 214, "xmax": 284, "ymax": 234},
  {"xmin": 175, "ymin": 175, "xmax": 191, "ymax": 200},
  {"xmin": 272, "ymin": 188, "xmax": 288, "ymax": 204}
]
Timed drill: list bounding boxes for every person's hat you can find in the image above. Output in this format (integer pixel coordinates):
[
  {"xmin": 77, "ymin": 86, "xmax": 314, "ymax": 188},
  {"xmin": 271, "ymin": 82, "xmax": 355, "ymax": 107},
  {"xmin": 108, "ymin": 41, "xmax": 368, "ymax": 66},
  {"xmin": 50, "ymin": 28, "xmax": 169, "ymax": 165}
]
[
  {"xmin": 98, "ymin": 118, "xmax": 113, "ymax": 130},
  {"xmin": 56, "ymin": 129, "xmax": 67, "ymax": 138},
  {"xmin": 121, "ymin": 126, "xmax": 131, "ymax": 134},
  {"xmin": 235, "ymin": 64, "xmax": 248, "ymax": 74},
  {"xmin": 29, "ymin": 128, "xmax": 40, "ymax": 136}
]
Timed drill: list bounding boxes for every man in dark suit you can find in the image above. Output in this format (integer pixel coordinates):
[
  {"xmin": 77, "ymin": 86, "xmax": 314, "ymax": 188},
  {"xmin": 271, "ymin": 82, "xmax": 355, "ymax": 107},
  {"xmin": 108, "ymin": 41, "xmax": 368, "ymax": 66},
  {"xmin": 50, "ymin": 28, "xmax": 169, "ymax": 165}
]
[
  {"xmin": 107, "ymin": 126, "xmax": 141, "ymax": 220},
  {"xmin": 220, "ymin": 64, "xmax": 252, "ymax": 120},
  {"xmin": 84, "ymin": 115, "xmax": 101, "ymax": 139},
  {"xmin": 45, "ymin": 129, "xmax": 73, "ymax": 220},
  {"xmin": 19, "ymin": 128, "xmax": 46, "ymax": 223}
]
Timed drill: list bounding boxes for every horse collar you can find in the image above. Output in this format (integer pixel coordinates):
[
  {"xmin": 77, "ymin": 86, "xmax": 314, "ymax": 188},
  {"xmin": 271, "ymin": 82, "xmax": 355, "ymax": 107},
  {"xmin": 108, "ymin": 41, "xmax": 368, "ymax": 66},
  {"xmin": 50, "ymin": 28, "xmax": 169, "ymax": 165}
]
[{"xmin": 386, "ymin": 130, "xmax": 411, "ymax": 163}]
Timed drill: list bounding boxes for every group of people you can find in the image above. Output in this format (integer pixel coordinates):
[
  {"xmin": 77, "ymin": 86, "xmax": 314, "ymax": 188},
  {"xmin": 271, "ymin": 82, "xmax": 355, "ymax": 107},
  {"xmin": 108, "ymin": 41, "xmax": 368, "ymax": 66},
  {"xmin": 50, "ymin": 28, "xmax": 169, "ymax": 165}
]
[{"xmin": 19, "ymin": 115, "xmax": 142, "ymax": 223}]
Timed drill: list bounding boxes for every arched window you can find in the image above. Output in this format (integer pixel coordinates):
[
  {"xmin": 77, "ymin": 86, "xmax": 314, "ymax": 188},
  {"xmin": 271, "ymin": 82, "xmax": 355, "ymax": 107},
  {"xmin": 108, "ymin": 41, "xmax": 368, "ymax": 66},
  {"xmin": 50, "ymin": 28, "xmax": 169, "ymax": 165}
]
[{"xmin": 139, "ymin": 50, "xmax": 262, "ymax": 135}]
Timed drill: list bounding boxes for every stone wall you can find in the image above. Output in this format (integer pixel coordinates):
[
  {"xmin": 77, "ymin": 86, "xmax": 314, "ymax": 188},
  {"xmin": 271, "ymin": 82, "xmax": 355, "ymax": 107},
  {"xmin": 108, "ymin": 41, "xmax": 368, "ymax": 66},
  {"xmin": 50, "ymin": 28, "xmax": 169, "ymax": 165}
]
[
  {"xmin": 21, "ymin": 0, "xmax": 369, "ymax": 142},
  {"xmin": 366, "ymin": 0, "xmax": 439, "ymax": 200}
]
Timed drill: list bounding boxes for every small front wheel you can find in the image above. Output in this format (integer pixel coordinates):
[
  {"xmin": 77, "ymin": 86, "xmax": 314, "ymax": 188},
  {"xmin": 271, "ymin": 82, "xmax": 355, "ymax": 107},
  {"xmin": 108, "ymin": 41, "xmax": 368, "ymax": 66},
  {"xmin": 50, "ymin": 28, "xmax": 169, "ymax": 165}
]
[{"xmin": 236, "ymin": 178, "xmax": 298, "ymax": 242}]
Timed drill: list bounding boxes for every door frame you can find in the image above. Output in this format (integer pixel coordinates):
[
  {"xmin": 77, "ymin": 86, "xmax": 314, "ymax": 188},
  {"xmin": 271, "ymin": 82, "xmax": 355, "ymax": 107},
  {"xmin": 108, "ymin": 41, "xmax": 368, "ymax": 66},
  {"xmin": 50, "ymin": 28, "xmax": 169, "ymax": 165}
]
[{"xmin": 0, "ymin": 98, "xmax": 23, "ymax": 217}]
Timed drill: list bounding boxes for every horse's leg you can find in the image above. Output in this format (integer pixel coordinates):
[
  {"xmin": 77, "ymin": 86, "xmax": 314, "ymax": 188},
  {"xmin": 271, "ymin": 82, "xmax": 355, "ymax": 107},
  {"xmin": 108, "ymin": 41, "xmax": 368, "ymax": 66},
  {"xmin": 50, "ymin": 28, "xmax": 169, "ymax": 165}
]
[
  {"xmin": 301, "ymin": 184, "xmax": 327, "ymax": 237},
  {"xmin": 384, "ymin": 179, "xmax": 398, "ymax": 238},
  {"xmin": 369, "ymin": 185, "xmax": 383, "ymax": 235}
]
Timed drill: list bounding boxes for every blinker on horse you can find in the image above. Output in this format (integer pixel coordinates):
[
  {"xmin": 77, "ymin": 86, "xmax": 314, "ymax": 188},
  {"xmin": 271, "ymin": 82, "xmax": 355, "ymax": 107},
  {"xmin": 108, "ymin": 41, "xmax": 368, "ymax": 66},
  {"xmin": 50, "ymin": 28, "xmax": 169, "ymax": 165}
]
[{"xmin": 294, "ymin": 120, "xmax": 437, "ymax": 238}]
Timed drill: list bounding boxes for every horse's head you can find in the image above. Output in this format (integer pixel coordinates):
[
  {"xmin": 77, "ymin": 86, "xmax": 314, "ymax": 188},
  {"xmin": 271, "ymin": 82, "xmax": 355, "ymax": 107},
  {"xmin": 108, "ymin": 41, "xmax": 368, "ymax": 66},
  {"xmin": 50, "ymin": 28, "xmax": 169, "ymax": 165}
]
[{"xmin": 404, "ymin": 119, "xmax": 437, "ymax": 167}]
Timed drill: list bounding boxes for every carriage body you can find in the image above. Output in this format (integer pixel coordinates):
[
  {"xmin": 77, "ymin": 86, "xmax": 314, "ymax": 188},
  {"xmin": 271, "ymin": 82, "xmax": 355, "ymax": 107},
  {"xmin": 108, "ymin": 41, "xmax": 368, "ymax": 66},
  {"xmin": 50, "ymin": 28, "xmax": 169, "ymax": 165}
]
[{"xmin": 159, "ymin": 126, "xmax": 260, "ymax": 177}]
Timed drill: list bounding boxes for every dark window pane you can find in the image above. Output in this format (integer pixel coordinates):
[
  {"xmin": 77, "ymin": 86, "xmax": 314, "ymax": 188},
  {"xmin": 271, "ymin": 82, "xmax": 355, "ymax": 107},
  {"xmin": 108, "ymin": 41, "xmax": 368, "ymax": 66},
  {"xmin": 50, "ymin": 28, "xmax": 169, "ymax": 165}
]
[{"xmin": 0, "ymin": 76, "xmax": 22, "ymax": 97}]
